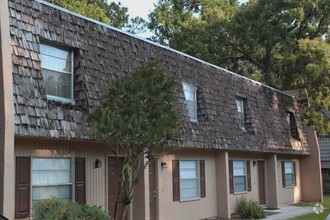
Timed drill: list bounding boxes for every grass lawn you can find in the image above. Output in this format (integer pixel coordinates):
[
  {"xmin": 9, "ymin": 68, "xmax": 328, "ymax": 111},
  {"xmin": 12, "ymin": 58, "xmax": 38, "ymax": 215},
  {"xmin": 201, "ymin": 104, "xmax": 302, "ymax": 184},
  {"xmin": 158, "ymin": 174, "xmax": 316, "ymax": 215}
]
[{"xmin": 288, "ymin": 195, "xmax": 330, "ymax": 220}]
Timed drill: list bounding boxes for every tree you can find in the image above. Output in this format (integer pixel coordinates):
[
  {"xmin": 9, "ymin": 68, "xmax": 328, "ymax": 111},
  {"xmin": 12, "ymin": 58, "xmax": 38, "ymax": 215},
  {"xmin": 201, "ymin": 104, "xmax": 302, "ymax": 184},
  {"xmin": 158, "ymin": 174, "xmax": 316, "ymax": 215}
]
[
  {"xmin": 45, "ymin": 0, "xmax": 146, "ymax": 33},
  {"xmin": 85, "ymin": 59, "xmax": 181, "ymax": 220},
  {"xmin": 148, "ymin": 0, "xmax": 330, "ymax": 133}
]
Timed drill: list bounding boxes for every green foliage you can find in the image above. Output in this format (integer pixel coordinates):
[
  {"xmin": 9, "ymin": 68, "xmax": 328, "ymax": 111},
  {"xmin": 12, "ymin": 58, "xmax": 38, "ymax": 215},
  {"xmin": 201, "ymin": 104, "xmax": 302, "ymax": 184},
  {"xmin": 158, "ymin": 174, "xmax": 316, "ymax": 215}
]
[
  {"xmin": 45, "ymin": 0, "xmax": 110, "ymax": 24},
  {"xmin": 34, "ymin": 197, "xmax": 109, "ymax": 220},
  {"xmin": 85, "ymin": 59, "xmax": 181, "ymax": 219},
  {"xmin": 45, "ymin": 0, "xmax": 146, "ymax": 33},
  {"xmin": 148, "ymin": 0, "xmax": 330, "ymax": 133},
  {"xmin": 80, "ymin": 204, "xmax": 109, "ymax": 220},
  {"xmin": 236, "ymin": 197, "xmax": 266, "ymax": 219},
  {"xmin": 86, "ymin": 58, "xmax": 181, "ymax": 149}
]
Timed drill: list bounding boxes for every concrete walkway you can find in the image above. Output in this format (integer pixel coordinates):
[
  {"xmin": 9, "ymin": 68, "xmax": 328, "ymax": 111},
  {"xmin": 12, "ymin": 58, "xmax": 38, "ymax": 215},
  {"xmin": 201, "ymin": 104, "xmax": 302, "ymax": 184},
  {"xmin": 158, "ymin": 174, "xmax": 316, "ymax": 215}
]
[{"xmin": 263, "ymin": 205, "xmax": 314, "ymax": 220}]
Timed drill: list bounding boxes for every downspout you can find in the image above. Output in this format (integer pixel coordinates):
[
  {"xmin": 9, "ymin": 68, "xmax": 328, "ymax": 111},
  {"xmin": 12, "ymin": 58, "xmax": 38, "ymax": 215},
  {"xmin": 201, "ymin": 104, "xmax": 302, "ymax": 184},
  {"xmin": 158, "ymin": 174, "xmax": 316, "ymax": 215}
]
[{"xmin": 0, "ymin": 0, "xmax": 15, "ymax": 218}]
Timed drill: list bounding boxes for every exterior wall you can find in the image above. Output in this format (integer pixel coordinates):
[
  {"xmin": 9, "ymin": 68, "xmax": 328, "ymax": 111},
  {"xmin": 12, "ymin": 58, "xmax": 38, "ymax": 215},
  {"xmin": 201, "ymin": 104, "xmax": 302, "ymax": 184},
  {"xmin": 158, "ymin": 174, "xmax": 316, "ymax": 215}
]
[
  {"xmin": 228, "ymin": 154, "xmax": 262, "ymax": 214},
  {"xmin": 157, "ymin": 149, "xmax": 218, "ymax": 220},
  {"xmin": 14, "ymin": 136, "xmax": 147, "ymax": 219},
  {"xmin": 15, "ymin": 136, "xmax": 111, "ymax": 210},
  {"xmin": 300, "ymin": 125, "xmax": 323, "ymax": 202},
  {"xmin": 0, "ymin": 0, "xmax": 15, "ymax": 217},
  {"xmin": 277, "ymin": 159, "xmax": 301, "ymax": 204}
]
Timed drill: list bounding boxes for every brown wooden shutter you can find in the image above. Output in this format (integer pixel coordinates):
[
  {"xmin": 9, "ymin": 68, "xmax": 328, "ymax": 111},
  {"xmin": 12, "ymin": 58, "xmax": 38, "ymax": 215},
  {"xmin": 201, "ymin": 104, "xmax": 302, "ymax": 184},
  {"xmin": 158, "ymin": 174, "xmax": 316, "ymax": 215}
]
[
  {"xmin": 200, "ymin": 160, "xmax": 206, "ymax": 198},
  {"xmin": 293, "ymin": 161, "xmax": 297, "ymax": 186},
  {"xmin": 15, "ymin": 157, "xmax": 30, "ymax": 219},
  {"xmin": 281, "ymin": 161, "xmax": 286, "ymax": 188},
  {"xmin": 246, "ymin": 160, "xmax": 251, "ymax": 192},
  {"xmin": 172, "ymin": 160, "xmax": 180, "ymax": 201},
  {"xmin": 229, "ymin": 160, "xmax": 234, "ymax": 194},
  {"xmin": 75, "ymin": 158, "xmax": 86, "ymax": 204}
]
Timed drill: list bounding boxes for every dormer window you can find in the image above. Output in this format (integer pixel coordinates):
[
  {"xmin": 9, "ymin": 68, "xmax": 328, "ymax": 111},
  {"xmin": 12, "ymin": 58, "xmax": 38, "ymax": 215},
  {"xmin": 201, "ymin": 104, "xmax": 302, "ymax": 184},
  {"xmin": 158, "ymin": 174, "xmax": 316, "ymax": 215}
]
[
  {"xmin": 235, "ymin": 98, "xmax": 245, "ymax": 129},
  {"xmin": 40, "ymin": 43, "xmax": 74, "ymax": 102},
  {"xmin": 182, "ymin": 82, "xmax": 197, "ymax": 122},
  {"xmin": 287, "ymin": 111, "xmax": 300, "ymax": 140}
]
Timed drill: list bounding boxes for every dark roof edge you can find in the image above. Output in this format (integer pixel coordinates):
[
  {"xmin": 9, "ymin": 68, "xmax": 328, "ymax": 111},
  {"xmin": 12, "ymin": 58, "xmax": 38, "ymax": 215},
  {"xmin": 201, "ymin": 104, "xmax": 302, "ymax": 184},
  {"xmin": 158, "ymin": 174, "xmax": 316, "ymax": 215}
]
[{"xmin": 36, "ymin": 0, "xmax": 293, "ymax": 98}]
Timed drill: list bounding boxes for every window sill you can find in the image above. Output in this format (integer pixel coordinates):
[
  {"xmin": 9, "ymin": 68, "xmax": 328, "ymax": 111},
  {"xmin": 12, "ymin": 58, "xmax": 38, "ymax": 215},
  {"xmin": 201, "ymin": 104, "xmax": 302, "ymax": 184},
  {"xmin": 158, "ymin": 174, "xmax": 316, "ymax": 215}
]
[
  {"xmin": 285, "ymin": 186, "xmax": 295, "ymax": 189},
  {"xmin": 47, "ymin": 95, "xmax": 76, "ymax": 105},
  {"xmin": 233, "ymin": 191, "xmax": 248, "ymax": 195},
  {"xmin": 189, "ymin": 119, "xmax": 198, "ymax": 123},
  {"xmin": 179, "ymin": 197, "xmax": 201, "ymax": 202}
]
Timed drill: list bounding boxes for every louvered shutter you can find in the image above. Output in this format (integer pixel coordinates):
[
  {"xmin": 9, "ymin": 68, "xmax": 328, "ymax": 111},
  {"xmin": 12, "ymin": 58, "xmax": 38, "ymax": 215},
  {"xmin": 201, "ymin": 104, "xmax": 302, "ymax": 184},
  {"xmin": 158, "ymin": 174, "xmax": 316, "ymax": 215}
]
[
  {"xmin": 200, "ymin": 160, "xmax": 206, "ymax": 198},
  {"xmin": 229, "ymin": 160, "xmax": 234, "ymax": 194},
  {"xmin": 281, "ymin": 161, "xmax": 286, "ymax": 187},
  {"xmin": 75, "ymin": 158, "xmax": 86, "ymax": 204},
  {"xmin": 246, "ymin": 160, "xmax": 251, "ymax": 191},
  {"xmin": 172, "ymin": 160, "xmax": 180, "ymax": 201},
  {"xmin": 15, "ymin": 157, "xmax": 30, "ymax": 219}
]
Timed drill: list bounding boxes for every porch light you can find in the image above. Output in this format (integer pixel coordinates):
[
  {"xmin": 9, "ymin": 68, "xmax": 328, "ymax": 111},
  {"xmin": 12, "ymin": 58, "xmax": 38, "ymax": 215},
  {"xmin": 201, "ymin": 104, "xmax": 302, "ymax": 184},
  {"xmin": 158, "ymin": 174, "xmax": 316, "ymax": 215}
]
[
  {"xmin": 161, "ymin": 162, "xmax": 167, "ymax": 169},
  {"xmin": 95, "ymin": 159, "xmax": 102, "ymax": 168}
]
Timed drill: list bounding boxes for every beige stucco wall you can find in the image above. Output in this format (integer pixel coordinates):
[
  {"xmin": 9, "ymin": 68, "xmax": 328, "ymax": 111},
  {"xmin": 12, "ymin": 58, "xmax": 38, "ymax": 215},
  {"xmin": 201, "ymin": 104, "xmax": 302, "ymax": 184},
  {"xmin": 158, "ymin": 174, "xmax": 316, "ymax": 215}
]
[
  {"xmin": 0, "ymin": 0, "xmax": 15, "ymax": 218},
  {"xmin": 228, "ymin": 154, "xmax": 266, "ymax": 214},
  {"xmin": 277, "ymin": 159, "xmax": 301, "ymax": 204},
  {"xmin": 157, "ymin": 150, "xmax": 218, "ymax": 220},
  {"xmin": 300, "ymin": 125, "xmax": 323, "ymax": 202},
  {"xmin": 14, "ymin": 136, "xmax": 147, "ymax": 219}
]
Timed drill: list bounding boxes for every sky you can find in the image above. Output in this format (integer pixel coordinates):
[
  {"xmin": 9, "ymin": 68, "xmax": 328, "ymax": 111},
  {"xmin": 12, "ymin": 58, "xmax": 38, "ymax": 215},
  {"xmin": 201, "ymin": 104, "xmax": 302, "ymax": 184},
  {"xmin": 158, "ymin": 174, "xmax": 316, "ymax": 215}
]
[
  {"xmin": 113, "ymin": 0, "xmax": 249, "ymax": 38},
  {"xmin": 115, "ymin": 0, "xmax": 249, "ymax": 21}
]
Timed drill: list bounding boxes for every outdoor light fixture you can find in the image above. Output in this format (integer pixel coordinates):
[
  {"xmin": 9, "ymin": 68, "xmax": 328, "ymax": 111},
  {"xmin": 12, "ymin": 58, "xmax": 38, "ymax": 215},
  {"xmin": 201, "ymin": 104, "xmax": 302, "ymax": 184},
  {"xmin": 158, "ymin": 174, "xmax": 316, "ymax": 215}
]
[
  {"xmin": 161, "ymin": 161, "xmax": 167, "ymax": 169},
  {"xmin": 253, "ymin": 160, "xmax": 257, "ymax": 166},
  {"xmin": 95, "ymin": 159, "xmax": 102, "ymax": 168}
]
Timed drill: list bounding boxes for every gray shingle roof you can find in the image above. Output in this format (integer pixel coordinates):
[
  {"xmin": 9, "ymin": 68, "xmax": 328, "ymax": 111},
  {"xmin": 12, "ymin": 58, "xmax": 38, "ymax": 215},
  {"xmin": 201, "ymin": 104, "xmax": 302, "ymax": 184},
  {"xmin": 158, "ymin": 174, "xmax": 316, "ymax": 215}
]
[{"xmin": 9, "ymin": 0, "xmax": 309, "ymax": 154}]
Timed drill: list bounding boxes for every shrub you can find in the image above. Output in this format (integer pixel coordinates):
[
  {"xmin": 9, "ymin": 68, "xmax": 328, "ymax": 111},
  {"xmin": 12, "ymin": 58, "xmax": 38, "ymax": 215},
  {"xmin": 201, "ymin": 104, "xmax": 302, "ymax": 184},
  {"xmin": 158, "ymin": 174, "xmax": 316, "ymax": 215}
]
[
  {"xmin": 34, "ymin": 197, "xmax": 109, "ymax": 220},
  {"xmin": 81, "ymin": 205, "xmax": 109, "ymax": 220},
  {"xmin": 236, "ymin": 197, "xmax": 266, "ymax": 219}
]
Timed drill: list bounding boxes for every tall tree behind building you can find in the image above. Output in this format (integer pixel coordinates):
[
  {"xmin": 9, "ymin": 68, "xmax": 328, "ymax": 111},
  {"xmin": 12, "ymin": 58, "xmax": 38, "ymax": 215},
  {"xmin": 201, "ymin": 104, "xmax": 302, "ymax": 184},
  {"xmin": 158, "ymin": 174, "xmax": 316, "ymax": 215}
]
[
  {"xmin": 45, "ymin": 0, "xmax": 146, "ymax": 34},
  {"xmin": 148, "ymin": 0, "xmax": 330, "ymax": 133}
]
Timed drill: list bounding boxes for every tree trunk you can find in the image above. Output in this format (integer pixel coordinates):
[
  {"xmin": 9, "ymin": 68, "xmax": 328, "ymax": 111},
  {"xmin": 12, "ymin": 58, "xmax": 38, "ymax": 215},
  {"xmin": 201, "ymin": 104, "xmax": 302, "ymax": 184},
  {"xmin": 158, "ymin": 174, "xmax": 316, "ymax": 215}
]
[
  {"xmin": 264, "ymin": 46, "xmax": 273, "ymax": 86},
  {"xmin": 119, "ymin": 154, "xmax": 144, "ymax": 220}
]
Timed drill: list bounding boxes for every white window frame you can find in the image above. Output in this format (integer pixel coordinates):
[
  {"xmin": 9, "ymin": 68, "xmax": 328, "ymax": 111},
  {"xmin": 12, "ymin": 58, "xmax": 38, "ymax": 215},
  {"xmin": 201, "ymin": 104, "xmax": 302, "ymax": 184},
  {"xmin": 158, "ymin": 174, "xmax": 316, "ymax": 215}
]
[
  {"xmin": 284, "ymin": 161, "xmax": 294, "ymax": 187},
  {"xmin": 31, "ymin": 157, "xmax": 73, "ymax": 212},
  {"xmin": 40, "ymin": 43, "xmax": 74, "ymax": 103},
  {"xmin": 233, "ymin": 160, "xmax": 247, "ymax": 193},
  {"xmin": 179, "ymin": 160, "xmax": 200, "ymax": 200},
  {"xmin": 235, "ymin": 98, "xmax": 245, "ymax": 129},
  {"xmin": 182, "ymin": 82, "xmax": 197, "ymax": 122}
]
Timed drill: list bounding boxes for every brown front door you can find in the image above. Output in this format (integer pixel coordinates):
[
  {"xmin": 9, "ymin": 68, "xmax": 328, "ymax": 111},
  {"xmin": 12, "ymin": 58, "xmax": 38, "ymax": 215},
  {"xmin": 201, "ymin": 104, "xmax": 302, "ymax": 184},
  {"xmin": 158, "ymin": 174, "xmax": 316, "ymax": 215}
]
[
  {"xmin": 108, "ymin": 157, "xmax": 125, "ymax": 219},
  {"xmin": 149, "ymin": 162, "xmax": 157, "ymax": 220},
  {"xmin": 258, "ymin": 161, "xmax": 266, "ymax": 205}
]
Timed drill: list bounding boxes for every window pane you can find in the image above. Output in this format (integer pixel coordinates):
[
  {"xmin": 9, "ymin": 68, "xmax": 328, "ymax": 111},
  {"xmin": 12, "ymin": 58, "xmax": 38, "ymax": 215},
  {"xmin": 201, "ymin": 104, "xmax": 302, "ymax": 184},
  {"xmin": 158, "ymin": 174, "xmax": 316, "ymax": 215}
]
[
  {"xmin": 32, "ymin": 158, "xmax": 71, "ymax": 170},
  {"xmin": 32, "ymin": 170, "xmax": 71, "ymax": 185},
  {"xmin": 235, "ymin": 99, "xmax": 243, "ymax": 112},
  {"xmin": 285, "ymin": 162, "xmax": 293, "ymax": 173},
  {"xmin": 41, "ymin": 44, "xmax": 73, "ymax": 100},
  {"xmin": 186, "ymin": 100, "xmax": 197, "ymax": 120},
  {"xmin": 233, "ymin": 160, "xmax": 245, "ymax": 175},
  {"xmin": 183, "ymin": 83, "xmax": 196, "ymax": 101},
  {"xmin": 32, "ymin": 185, "xmax": 72, "ymax": 201},
  {"xmin": 40, "ymin": 44, "xmax": 71, "ymax": 72},
  {"xmin": 234, "ymin": 176, "xmax": 246, "ymax": 192},
  {"xmin": 43, "ymin": 69, "xmax": 71, "ymax": 99},
  {"xmin": 32, "ymin": 158, "xmax": 72, "ymax": 214},
  {"xmin": 183, "ymin": 83, "xmax": 197, "ymax": 121},
  {"xmin": 180, "ymin": 160, "xmax": 197, "ymax": 169},
  {"xmin": 180, "ymin": 160, "xmax": 199, "ymax": 199},
  {"xmin": 285, "ymin": 174, "xmax": 293, "ymax": 186},
  {"xmin": 180, "ymin": 179, "xmax": 199, "ymax": 199},
  {"xmin": 233, "ymin": 160, "xmax": 246, "ymax": 192}
]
